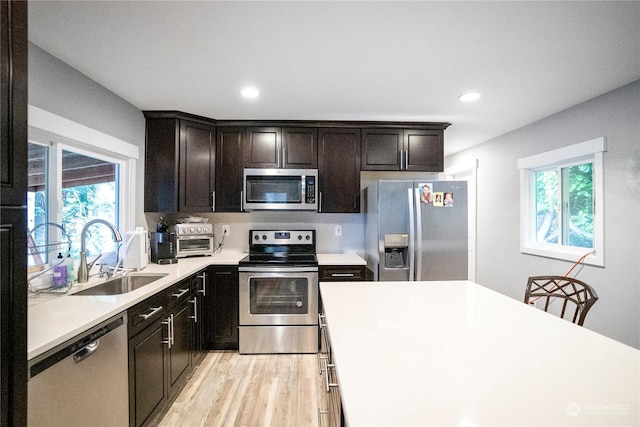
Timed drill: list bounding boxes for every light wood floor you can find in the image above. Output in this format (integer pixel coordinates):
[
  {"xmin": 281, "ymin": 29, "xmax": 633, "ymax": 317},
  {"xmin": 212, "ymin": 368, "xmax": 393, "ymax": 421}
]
[{"xmin": 159, "ymin": 351, "xmax": 323, "ymax": 427}]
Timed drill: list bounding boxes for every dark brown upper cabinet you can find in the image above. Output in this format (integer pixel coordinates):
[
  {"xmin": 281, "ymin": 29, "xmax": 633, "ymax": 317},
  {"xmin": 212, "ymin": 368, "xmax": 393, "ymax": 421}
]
[
  {"xmin": 361, "ymin": 128, "xmax": 444, "ymax": 172},
  {"xmin": 244, "ymin": 127, "xmax": 317, "ymax": 169},
  {"xmin": 215, "ymin": 127, "xmax": 244, "ymax": 212},
  {"xmin": 143, "ymin": 112, "xmax": 215, "ymax": 213},
  {"xmin": 318, "ymin": 128, "xmax": 361, "ymax": 213}
]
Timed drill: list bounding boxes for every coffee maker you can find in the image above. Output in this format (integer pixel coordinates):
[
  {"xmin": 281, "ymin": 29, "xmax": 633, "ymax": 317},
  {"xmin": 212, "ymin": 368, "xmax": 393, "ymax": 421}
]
[{"xmin": 150, "ymin": 232, "xmax": 177, "ymax": 264}]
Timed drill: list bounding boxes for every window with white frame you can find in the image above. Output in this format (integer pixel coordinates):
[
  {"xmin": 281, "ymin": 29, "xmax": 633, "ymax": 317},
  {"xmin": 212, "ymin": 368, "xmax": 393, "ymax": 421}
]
[
  {"xmin": 27, "ymin": 106, "xmax": 139, "ymax": 267},
  {"xmin": 27, "ymin": 141, "xmax": 121, "ymax": 265},
  {"xmin": 518, "ymin": 138, "xmax": 605, "ymax": 266}
]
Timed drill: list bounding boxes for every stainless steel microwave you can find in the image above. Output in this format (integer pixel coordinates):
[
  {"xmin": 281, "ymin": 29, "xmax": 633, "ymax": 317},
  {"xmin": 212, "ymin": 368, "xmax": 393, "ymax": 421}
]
[{"xmin": 243, "ymin": 168, "xmax": 318, "ymax": 211}]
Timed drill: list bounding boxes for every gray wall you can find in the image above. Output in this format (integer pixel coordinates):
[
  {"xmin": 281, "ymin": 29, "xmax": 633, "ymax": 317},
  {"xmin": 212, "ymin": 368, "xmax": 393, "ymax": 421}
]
[
  {"xmin": 447, "ymin": 80, "xmax": 640, "ymax": 348},
  {"xmin": 28, "ymin": 43, "xmax": 147, "ymax": 227}
]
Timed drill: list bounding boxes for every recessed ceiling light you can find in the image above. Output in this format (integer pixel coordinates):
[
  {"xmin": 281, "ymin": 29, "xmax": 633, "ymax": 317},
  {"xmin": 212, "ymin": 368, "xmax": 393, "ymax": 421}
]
[
  {"xmin": 241, "ymin": 87, "xmax": 260, "ymax": 98},
  {"xmin": 458, "ymin": 92, "xmax": 481, "ymax": 102}
]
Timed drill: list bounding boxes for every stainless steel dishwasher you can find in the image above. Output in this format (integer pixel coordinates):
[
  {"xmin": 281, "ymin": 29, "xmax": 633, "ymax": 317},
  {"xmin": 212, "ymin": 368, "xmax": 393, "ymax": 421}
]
[{"xmin": 28, "ymin": 313, "xmax": 129, "ymax": 426}]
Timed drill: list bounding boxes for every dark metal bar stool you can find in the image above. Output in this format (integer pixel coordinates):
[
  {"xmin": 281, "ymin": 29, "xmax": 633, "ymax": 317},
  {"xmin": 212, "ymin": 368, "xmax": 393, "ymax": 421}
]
[{"xmin": 524, "ymin": 275, "xmax": 599, "ymax": 326}]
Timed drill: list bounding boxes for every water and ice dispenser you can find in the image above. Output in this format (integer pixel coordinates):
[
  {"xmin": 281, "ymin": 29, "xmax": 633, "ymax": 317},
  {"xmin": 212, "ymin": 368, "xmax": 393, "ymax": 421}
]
[{"xmin": 384, "ymin": 234, "xmax": 409, "ymax": 268}]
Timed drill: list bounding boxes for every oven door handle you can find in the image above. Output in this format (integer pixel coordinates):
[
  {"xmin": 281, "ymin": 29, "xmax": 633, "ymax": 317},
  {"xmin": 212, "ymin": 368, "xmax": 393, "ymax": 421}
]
[{"xmin": 238, "ymin": 266, "xmax": 318, "ymax": 273}]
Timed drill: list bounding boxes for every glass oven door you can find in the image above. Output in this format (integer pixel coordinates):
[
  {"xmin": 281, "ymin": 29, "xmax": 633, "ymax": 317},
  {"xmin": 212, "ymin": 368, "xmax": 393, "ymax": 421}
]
[
  {"xmin": 239, "ymin": 268, "xmax": 318, "ymax": 326},
  {"xmin": 250, "ymin": 277, "xmax": 308, "ymax": 314}
]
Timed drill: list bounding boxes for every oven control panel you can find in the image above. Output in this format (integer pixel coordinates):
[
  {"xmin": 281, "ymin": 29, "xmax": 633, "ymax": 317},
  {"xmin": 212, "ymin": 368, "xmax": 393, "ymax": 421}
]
[{"xmin": 249, "ymin": 230, "xmax": 314, "ymax": 245}]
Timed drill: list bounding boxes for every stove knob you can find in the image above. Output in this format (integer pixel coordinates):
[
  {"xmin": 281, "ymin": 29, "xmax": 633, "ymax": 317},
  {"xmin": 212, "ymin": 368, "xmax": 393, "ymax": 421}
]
[
  {"xmin": 262, "ymin": 235, "xmax": 267, "ymax": 240},
  {"xmin": 197, "ymin": 226, "xmax": 203, "ymax": 233},
  {"xmin": 190, "ymin": 227, "xmax": 195, "ymax": 233},
  {"xmin": 305, "ymin": 234, "xmax": 311, "ymax": 240},
  {"xmin": 254, "ymin": 235, "xmax": 260, "ymax": 241},
  {"xmin": 297, "ymin": 235, "xmax": 303, "ymax": 240}
]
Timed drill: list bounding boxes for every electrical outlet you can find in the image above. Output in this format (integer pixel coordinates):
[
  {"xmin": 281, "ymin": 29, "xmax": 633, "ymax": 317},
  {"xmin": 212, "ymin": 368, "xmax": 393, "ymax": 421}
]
[
  {"xmin": 335, "ymin": 224, "xmax": 342, "ymax": 237},
  {"xmin": 222, "ymin": 225, "xmax": 230, "ymax": 236}
]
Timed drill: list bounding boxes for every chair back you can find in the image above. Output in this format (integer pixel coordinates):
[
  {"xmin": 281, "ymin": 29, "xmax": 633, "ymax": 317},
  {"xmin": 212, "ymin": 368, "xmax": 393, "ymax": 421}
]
[{"xmin": 524, "ymin": 275, "xmax": 598, "ymax": 326}]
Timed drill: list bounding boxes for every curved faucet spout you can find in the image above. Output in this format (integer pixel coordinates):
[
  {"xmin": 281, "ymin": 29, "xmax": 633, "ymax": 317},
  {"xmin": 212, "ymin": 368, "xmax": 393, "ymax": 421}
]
[{"xmin": 77, "ymin": 219, "xmax": 122, "ymax": 283}]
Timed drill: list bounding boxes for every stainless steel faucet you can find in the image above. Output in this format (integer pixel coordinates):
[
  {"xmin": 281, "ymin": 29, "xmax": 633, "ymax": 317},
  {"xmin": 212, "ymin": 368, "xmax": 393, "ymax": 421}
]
[{"xmin": 77, "ymin": 219, "xmax": 122, "ymax": 283}]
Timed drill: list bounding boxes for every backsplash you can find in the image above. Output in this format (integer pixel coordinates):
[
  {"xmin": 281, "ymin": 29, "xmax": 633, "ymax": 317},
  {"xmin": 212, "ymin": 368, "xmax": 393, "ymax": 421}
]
[{"xmin": 144, "ymin": 211, "xmax": 366, "ymax": 255}]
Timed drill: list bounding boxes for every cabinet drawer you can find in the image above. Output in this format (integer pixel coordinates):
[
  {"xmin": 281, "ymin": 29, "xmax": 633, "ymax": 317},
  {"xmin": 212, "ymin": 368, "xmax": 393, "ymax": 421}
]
[
  {"xmin": 319, "ymin": 265, "xmax": 366, "ymax": 282},
  {"xmin": 128, "ymin": 292, "xmax": 167, "ymax": 338},
  {"xmin": 164, "ymin": 279, "xmax": 193, "ymax": 310}
]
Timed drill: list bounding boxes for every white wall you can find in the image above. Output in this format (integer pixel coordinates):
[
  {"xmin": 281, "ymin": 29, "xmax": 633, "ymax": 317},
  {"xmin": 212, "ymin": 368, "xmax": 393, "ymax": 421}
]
[
  {"xmin": 447, "ymin": 80, "xmax": 640, "ymax": 348},
  {"xmin": 28, "ymin": 43, "xmax": 147, "ymax": 228}
]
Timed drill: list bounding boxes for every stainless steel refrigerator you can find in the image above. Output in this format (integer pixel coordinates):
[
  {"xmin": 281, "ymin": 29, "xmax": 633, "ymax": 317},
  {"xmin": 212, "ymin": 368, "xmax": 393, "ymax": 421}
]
[{"xmin": 365, "ymin": 180, "xmax": 468, "ymax": 281}]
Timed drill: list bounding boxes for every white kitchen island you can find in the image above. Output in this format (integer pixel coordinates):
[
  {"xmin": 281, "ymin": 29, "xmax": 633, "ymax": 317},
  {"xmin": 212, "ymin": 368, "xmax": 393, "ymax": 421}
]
[{"xmin": 319, "ymin": 281, "xmax": 639, "ymax": 427}]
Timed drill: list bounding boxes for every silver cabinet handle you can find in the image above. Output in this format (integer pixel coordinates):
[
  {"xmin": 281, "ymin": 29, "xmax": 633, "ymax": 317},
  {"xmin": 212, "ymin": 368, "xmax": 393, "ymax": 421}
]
[
  {"xmin": 324, "ymin": 363, "xmax": 338, "ymax": 393},
  {"xmin": 317, "ymin": 408, "xmax": 328, "ymax": 427},
  {"xmin": 162, "ymin": 314, "xmax": 174, "ymax": 348},
  {"xmin": 198, "ymin": 272, "xmax": 206, "ymax": 296},
  {"xmin": 211, "ymin": 191, "xmax": 216, "ymax": 212},
  {"xmin": 318, "ymin": 313, "xmax": 327, "ymax": 328},
  {"xmin": 240, "ymin": 191, "xmax": 244, "ymax": 211},
  {"xmin": 319, "ymin": 191, "xmax": 323, "ymax": 212},
  {"xmin": 404, "ymin": 149, "xmax": 409, "ymax": 170},
  {"xmin": 171, "ymin": 288, "xmax": 190, "ymax": 298},
  {"xmin": 330, "ymin": 273, "xmax": 354, "ymax": 277},
  {"xmin": 189, "ymin": 297, "xmax": 198, "ymax": 323},
  {"xmin": 399, "ymin": 150, "xmax": 404, "ymax": 170},
  {"xmin": 137, "ymin": 306, "xmax": 163, "ymax": 320},
  {"xmin": 170, "ymin": 314, "xmax": 174, "ymax": 346}
]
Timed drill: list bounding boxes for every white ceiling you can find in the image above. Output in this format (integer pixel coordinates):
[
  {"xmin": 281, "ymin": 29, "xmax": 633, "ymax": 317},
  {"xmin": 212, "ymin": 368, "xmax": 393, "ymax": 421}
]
[{"xmin": 28, "ymin": 1, "xmax": 640, "ymax": 156}]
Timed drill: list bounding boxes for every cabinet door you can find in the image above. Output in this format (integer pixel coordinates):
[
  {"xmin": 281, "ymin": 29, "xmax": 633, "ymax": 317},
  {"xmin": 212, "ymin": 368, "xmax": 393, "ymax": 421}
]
[
  {"xmin": 404, "ymin": 129, "xmax": 443, "ymax": 172},
  {"xmin": 282, "ymin": 127, "xmax": 317, "ymax": 169},
  {"xmin": 1, "ymin": 0, "xmax": 27, "ymax": 208},
  {"xmin": 190, "ymin": 293, "xmax": 203, "ymax": 365},
  {"xmin": 1, "ymin": 2, "xmax": 28, "ymax": 424},
  {"xmin": 204, "ymin": 266, "xmax": 239, "ymax": 350},
  {"xmin": 168, "ymin": 302, "xmax": 192, "ymax": 394},
  {"xmin": 361, "ymin": 128, "xmax": 403, "ymax": 171},
  {"xmin": 215, "ymin": 127, "xmax": 244, "ymax": 212},
  {"xmin": 144, "ymin": 118, "xmax": 179, "ymax": 212},
  {"xmin": 244, "ymin": 127, "xmax": 281, "ymax": 168},
  {"xmin": 188, "ymin": 272, "xmax": 204, "ymax": 365},
  {"xmin": 128, "ymin": 320, "xmax": 168, "ymax": 427},
  {"xmin": 179, "ymin": 121, "xmax": 215, "ymax": 212},
  {"xmin": 318, "ymin": 128, "xmax": 361, "ymax": 213}
]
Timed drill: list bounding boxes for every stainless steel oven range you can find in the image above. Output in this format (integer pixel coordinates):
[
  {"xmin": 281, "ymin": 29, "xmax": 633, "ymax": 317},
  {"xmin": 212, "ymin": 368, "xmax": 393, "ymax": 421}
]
[{"xmin": 238, "ymin": 229, "xmax": 318, "ymax": 354}]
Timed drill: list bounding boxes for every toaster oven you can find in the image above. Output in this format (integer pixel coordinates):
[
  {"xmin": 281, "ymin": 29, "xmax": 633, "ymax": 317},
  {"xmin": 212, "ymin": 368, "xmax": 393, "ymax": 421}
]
[{"xmin": 174, "ymin": 223, "xmax": 215, "ymax": 258}]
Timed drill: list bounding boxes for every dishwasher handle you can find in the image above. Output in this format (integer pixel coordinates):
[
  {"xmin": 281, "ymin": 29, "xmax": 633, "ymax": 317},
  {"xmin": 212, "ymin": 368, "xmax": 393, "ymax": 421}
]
[{"xmin": 73, "ymin": 340, "xmax": 100, "ymax": 363}]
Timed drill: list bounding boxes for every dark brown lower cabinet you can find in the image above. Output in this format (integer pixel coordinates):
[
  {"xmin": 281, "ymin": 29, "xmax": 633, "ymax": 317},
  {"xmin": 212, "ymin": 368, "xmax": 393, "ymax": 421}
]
[
  {"xmin": 128, "ymin": 317, "xmax": 167, "ymax": 427},
  {"xmin": 128, "ymin": 279, "xmax": 195, "ymax": 427},
  {"xmin": 190, "ymin": 270, "xmax": 206, "ymax": 366},
  {"xmin": 204, "ymin": 265, "xmax": 239, "ymax": 350}
]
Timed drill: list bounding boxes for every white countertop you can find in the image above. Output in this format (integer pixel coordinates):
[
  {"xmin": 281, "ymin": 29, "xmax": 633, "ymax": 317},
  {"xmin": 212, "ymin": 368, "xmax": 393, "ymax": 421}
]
[
  {"xmin": 320, "ymin": 281, "xmax": 640, "ymax": 427},
  {"xmin": 28, "ymin": 251, "xmax": 364, "ymax": 360},
  {"xmin": 27, "ymin": 251, "xmax": 246, "ymax": 360},
  {"xmin": 317, "ymin": 253, "xmax": 366, "ymax": 266}
]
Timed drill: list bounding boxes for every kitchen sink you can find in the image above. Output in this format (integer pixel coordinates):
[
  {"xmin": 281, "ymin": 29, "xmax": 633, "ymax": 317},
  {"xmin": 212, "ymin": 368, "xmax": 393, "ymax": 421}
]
[{"xmin": 72, "ymin": 273, "xmax": 168, "ymax": 296}]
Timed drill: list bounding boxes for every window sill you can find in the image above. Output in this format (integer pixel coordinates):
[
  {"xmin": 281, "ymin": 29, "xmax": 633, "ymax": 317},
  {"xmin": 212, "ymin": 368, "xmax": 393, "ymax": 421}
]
[{"xmin": 521, "ymin": 244, "xmax": 603, "ymax": 267}]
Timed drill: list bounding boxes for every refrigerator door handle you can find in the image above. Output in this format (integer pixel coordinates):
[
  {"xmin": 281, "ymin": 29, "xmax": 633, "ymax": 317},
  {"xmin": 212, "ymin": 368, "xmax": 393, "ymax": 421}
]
[
  {"xmin": 408, "ymin": 188, "xmax": 415, "ymax": 281},
  {"xmin": 414, "ymin": 186, "xmax": 423, "ymax": 281}
]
